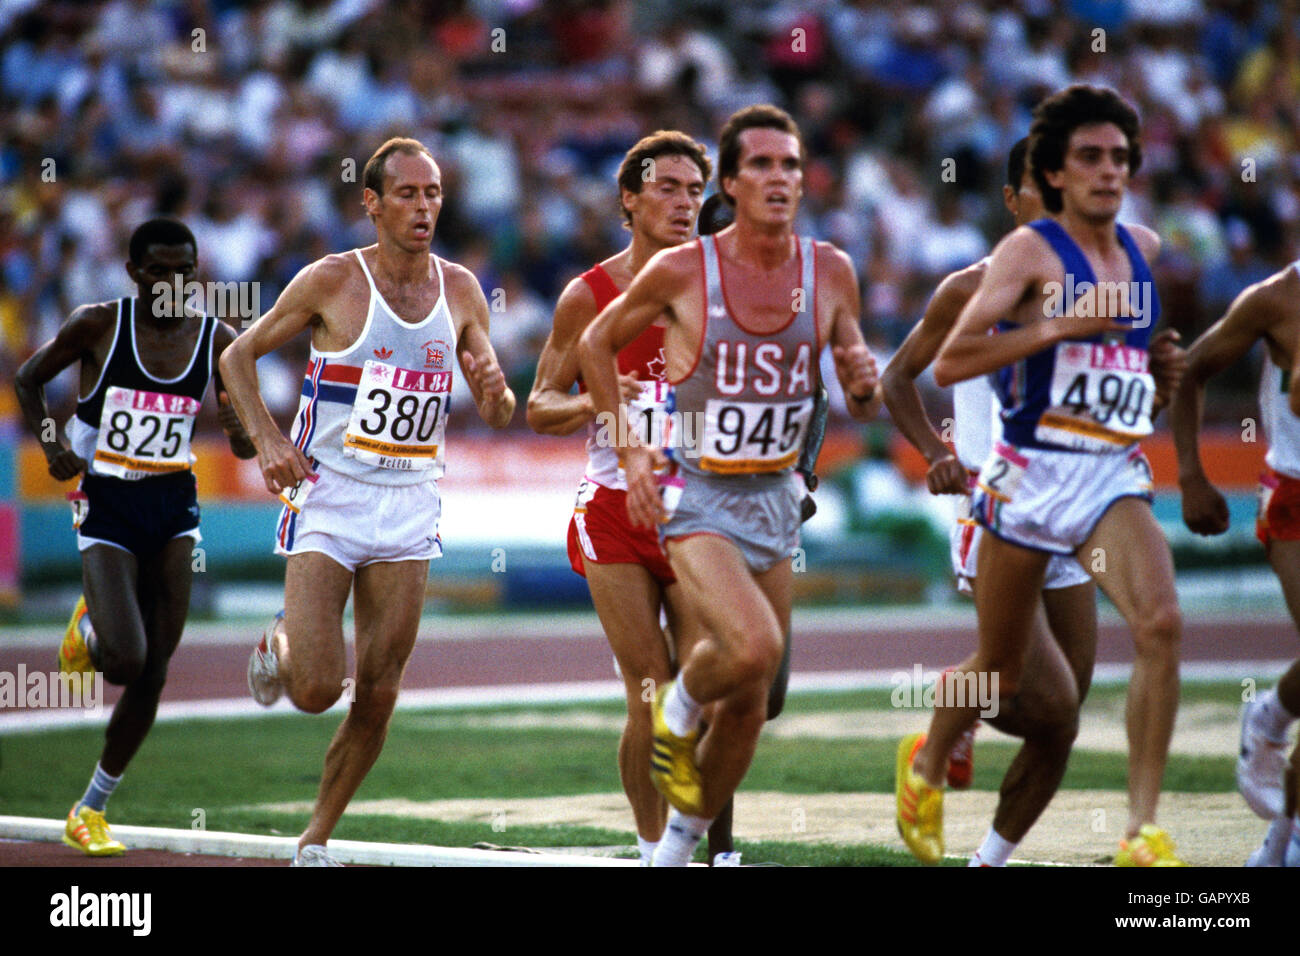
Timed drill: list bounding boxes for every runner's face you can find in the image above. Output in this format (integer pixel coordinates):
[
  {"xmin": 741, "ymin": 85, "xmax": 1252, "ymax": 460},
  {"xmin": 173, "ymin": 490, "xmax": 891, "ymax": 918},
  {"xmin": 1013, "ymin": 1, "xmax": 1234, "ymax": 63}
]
[
  {"xmin": 372, "ymin": 151, "xmax": 442, "ymax": 251},
  {"xmin": 623, "ymin": 154, "xmax": 705, "ymax": 248},
  {"xmin": 1046, "ymin": 122, "xmax": 1131, "ymax": 222},
  {"xmin": 129, "ymin": 243, "xmax": 197, "ymax": 319},
  {"xmin": 723, "ymin": 128, "xmax": 802, "ymax": 228}
]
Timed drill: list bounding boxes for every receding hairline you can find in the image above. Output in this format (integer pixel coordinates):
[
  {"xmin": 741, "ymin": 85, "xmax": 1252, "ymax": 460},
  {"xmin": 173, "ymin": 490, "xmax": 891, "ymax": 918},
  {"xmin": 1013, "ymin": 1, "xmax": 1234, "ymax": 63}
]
[
  {"xmin": 374, "ymin": 149, "xmax": 441, "ymax": 191},
  {"xmin": 731, "ymin": 127, "xmax": 802, "ymax": 165}
]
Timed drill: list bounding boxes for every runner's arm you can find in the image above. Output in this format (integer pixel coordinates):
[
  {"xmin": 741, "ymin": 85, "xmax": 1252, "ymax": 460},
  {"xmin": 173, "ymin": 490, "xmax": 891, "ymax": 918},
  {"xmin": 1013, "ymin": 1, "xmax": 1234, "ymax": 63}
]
[
  {"xmin": 881, "ymin": 268, "xmax": 979, "ymax": 494},
  {"xmin": 822, "ymin": 245, "xmax": 880, "ymax": 423},
  {"xmin": 218, "ymin": 258, "xmax": 342, "ymax": 492},
  {"xmin": 1170, "ymin": 281, "xmax": 1275, "ymax": 533},
  {"xmin": 448, "ymin": 263, "xmax": 515, "ymax": 430},
  {"xmin": 212, "ymin": 321, "xmax": 258, "ymax": 460},
  {"xmin": 14, "ymin": 304, "xmax": 116, "ymax": 480}
]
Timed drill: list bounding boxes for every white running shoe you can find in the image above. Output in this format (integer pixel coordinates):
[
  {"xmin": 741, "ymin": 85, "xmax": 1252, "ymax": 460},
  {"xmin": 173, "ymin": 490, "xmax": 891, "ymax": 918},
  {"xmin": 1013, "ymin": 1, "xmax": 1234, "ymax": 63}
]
[
  {"xmin": 248, "ymin": 611, "xmax": 284, "ymax": 707},
  {"xmin": 291, "ymin": 844, "xmax": 342, "ymax": 867},
  {"xmin": 712, "ymin": 851, "xmax": 742, "ymax": 867},
  {"xmin": 1237, "ymin": 698, "xmax": 1287, "ymax": 819}
]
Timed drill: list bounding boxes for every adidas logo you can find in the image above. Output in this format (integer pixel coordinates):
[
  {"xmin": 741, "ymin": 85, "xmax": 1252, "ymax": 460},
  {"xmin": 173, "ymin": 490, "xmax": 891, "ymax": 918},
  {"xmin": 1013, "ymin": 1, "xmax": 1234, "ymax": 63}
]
[{"xmin": 374, "ymin": 347, "xmax": 393, "ymax": 359}]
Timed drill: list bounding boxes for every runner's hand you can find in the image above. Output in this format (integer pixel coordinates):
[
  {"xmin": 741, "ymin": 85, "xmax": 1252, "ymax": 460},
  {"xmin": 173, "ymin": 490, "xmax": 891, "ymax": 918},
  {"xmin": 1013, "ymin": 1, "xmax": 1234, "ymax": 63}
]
[
  {"xmin": 926, "ymin": 454, "xmax": 969, "ymax": 496},
  {"xmin": 1179, "ymin": 474, "xmax": 1229, "ymax": 535},
  {"xmin": 1149, "ymin": 329, "xmax": 1187, "ymax": 409},
  {"xmin": 833, "ymin": 344, "xmax": 878, "ymax": 403},
  {"xmin": 217, "ymin": 390, "xmax": 244, "ymax": 435},
  {"xmin": 46, "ymin": 447, "xmax": 88, "ymax": 481},
  {"xmin": 257, "ymin": 431, "xmax": 313, "ymax": 495},
  {"xmin": 624, "ymin": 445, "xmax": 668, "ymax": 529},
  {"xmin": 617, "ymin": 373, "xmax": 643, "ymax": 404},
  {"xmin": 464, "ymin": 351, "xmax": 508, "ymax": 407}
]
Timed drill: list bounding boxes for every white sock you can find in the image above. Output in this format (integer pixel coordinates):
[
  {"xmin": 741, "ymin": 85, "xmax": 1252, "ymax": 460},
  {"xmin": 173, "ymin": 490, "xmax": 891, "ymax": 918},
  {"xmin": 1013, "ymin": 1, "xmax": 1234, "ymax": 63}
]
[
  {"xmin": 663, "ymin": 674, "xmax": 701, "ymax": 738},
  {"xmin": 637, "ymin": 835, "xmax": 658, "ymax": 866},
  {"xmin": 1255, "ymin": 689, "xmax": 1295, "ymax": 740},
  {"xmin": 970, "ymin": 828, "xmax": 1016, "ymax": 867},
  {"xmin": 1254, "ymin": 816, "xmax": 1292, "ymax": 866},
  {"xmin": 1286, "ymin": 819, "xmax": 1300, "ymax": 868},
  {"xmin": 652, "ymin": 810, "xmax": 711, "ymax": 867}
]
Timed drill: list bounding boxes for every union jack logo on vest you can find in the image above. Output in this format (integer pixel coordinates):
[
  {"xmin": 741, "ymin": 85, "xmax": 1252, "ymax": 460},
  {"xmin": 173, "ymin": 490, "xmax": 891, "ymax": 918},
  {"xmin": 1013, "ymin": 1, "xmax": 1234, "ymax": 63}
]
[
  {"xmin": 422, "ymin": 339, "xmax": 451, "ymax": 369},
  {"xmin": 374, "ymin": 346, "xmax": 393, "ymax": 359}
]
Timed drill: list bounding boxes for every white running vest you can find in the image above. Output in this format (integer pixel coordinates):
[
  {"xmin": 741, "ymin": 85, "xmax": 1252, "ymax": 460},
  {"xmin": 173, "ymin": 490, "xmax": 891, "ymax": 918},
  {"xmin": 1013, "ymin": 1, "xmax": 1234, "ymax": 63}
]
[{"xmin": 289, "ymin": 250, "xmax": 459, "ymax": 485}]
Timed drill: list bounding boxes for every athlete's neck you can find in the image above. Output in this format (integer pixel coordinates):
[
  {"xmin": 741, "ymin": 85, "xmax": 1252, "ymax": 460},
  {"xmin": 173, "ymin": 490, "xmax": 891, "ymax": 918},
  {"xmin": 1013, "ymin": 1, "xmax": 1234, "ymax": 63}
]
[
  {"xmin": 627, "ymin": 230, "xmax": 673, "ymax": 275},
  {"xmin": 132, "ymin": 294, "xmax": 191, "ymax": 331},
  {"xmin": 1056, "ymin": 208, "xmax": 1121, "ymax": 256},
  {"xmin": 372, "ymin": 239, "xmax": 436, "ymax": 286},
  {"xmin": 726, "ymin": 221, "xmax": 796, "ymax": 270}
]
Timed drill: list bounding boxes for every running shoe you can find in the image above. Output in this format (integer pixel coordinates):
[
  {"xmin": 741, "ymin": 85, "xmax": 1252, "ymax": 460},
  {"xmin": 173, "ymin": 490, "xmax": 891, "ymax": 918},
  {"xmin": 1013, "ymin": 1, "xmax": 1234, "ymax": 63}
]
[
  {"xmin": 248, "ymin": 610, "xmax": 284, "ymax": 706},
  {"xmin": 1237, "ymin": 698, "xmax": 1287, "ymax": 819},
  {"xmin": 291, "ymin": 844, "xmax": 342, "ymax": 867},
  {"xmin": 59, "ymin": 595, "xmax": 96, "ymax": 677},
  {"xmin": 1115, "ymin": 824, "xmax": 1187, "ymax": 867},
  {"xmin": 947, "ymin": 722, "xmax": 978, "ymax": 789},
  {"xmin": 63, "ymin": 804, "xmax": 126, "ymax": 857},
  {"xmin": 896, "ymin": 732, "xmax": 943, "ymax": 864},
  {"xmin": 649, "ymin": 684, "xmax": 703, "ymax": 814}
]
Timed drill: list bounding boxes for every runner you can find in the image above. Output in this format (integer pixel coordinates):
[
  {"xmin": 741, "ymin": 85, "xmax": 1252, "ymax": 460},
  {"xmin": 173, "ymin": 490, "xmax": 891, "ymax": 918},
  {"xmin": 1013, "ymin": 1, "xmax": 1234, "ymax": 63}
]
[
  {"xmin": 1170, "ymin": 260, "xmax": 1300, "ymax": 865},
  {"xmin": 579, "ymin": 104, "xmax": 882, "ymax": 866},
  {"xmin": 900, "ymin": 84, "xmax": 1188, "ymax": 866},
  {"xmin": 881, "ymin": 137, "xmax": 1100, "ymax": 866},
  {"xmin": 13, "ymin": 218, "xmax": 256, "ymax": 856},
  {"xmin": 527, "ymin": 130, "xmax": 711, "ymax": 865},
  {"xmin": 218, "ymin": 137, "xmax": 515, "ymax": 866}
]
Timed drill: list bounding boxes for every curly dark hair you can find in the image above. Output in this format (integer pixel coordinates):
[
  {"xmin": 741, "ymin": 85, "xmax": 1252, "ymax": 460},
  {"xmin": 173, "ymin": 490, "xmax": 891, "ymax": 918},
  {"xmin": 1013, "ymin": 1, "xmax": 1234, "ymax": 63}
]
[{"xmin": 1028, "ymin": 85, "xmax": 1142, "ymax": 213}]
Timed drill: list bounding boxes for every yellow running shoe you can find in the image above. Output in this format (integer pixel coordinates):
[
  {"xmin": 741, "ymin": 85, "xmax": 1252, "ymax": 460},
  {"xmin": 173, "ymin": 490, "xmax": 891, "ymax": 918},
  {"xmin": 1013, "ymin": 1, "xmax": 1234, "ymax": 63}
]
[
  {"xmin": 59, "ymin": 595, "xmax": 96, "ymax": 677},
  {"xmin": 896, "ymin": 732, "xmax": 944, "ymax": 864},
  {"xmin": 649, "ymin": 684, "xmax": 703, "ymax": 815},
  {"xmin": 63, "ymin": 804, "xmax": 126, "ymax": 857},
  {"xmin": 1116, "ymin": 824, "xmax": 1188, "ymax": 866}
]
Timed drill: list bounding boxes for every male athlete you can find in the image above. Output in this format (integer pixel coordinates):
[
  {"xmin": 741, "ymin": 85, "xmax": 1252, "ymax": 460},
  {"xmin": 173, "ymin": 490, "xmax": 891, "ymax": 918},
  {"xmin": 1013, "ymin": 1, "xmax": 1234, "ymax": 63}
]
[
  {"xmin": 527, "ymin": 130, "xmax": 712, "ymax": 865},
  {"xmin": 579, "ymin": 104, "xmax": 881, "ymax": 866},
  {"xmin": 14, "ymin": 218, "xmax": 256, "ymax": 856},
  {"xmin": 1170, "ymin": 262, "xmax": 1300, "ymax": 865},
  {"xmin": 903, "ymin": 85, "xmax": 1187, "ymax": 866},
  {"xmin": 219, "ymin": 138, "xmax": 515, "ymax": 866},
  {"xmin": 882, "ymin": 138, "xmax": 1101, "ymax": 866}
]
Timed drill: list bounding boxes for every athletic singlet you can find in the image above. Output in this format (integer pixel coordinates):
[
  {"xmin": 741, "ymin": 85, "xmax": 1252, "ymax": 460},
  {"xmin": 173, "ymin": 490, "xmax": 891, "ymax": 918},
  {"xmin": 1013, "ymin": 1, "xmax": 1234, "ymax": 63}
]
[
  {"xmin": 69, "ymin": 297, "xmax": 216, "ymax": 480},
  {"xmin": 290, "ymin": 249, "xmax": 458, "ymax": 485},
  {"xmin": 667, "ymin": 234, "xmax": 819, "ymax": 478},
  {"xmin": 1261, "ymin": 350, "xmax": 1300, "ymax": 480},
  {"xmin": 994, "ymin": 219, "xmax": 1159, "ymax": 453},
  {"xmin": 951, "ymin": 257, "xmax": 1000, "ymax": 471},
  {"xmin": 578, "ymin": 263, "xmax": 668, "ymax": 491}
]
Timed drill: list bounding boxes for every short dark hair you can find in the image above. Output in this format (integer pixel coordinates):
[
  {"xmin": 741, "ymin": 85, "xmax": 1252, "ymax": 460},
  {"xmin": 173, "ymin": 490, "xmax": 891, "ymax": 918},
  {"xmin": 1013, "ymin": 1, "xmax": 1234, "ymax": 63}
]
[
  {"xmin": 1028, "ymin": 85, "xmax": 1143, "ymax": 213},
  {"xmin": 615, "ymin": 130, "xmax": 712, "ymax": 228},
  {"xmin": 716, "ymin": 104, "xmax": 804, "ymax": 207},
  {"xmin": 128, "ymin": 218, "xmax": 196, "ymax": 264},
  {"xmin": 697, "ymin": 193, "xmax": 733, "ymax": 236},
  {"xmin": 1007, "ymin": 137, "xmax": 1029, "ymax": 191},
  {"xmin": 363, "ymin": 137, "xmax": 435, "ymax": 197}
]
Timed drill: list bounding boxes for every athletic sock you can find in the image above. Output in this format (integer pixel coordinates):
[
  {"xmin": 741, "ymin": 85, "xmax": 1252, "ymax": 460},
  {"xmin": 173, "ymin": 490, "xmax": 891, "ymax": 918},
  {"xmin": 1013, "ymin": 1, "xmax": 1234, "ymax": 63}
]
[
  {"xmin": 1255, "ymin": 689, "xmax": 1295, "ymax": 740},
  {"xmin": 1285, "ymin": 819, "xmax": 1300, "ymax": 868},
  {"xmin": 652, "ymin": 810, "xmax": 711, "ymax": 867},
  {"xmin": 78, "ymin": 763, "xmax": 121, "ymax": 813},
  {"xmin": 969, "ymin": 828, "xmax": 1016, "ymax": 867},
  {"xmin": 663, "ymin": 673, "xmax": 701, "ymax": 738},
  {"xmin": 637, "ymin": 835, "xmax": 659, "ymax": 866}
]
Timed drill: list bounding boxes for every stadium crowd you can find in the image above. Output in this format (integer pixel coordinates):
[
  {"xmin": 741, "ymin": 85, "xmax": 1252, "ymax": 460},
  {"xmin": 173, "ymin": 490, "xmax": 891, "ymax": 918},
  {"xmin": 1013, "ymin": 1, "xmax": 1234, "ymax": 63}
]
[{"xmin": 2, "ymin": 0, "xmax": 1298, "ymax": 435}]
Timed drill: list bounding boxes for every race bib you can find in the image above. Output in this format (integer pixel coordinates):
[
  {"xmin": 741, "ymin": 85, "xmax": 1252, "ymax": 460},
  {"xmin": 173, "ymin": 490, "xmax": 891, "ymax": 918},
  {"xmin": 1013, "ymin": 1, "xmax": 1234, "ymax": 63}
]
[
  {"xmin": 93, "ymin": 386, "xmax": 199, "ymax": 480},
  {"xmin": 343, "ymin": 361, "xmax": 450, "ymax": 470},
  {"xmin": 628, "ymin": 380, "xmax": 671, "ymax": 447},
  {"xmin": 698, "ymin": 397, "xmax": 814, "ymax": 475},
  {"xmin": 1036, "ymin": 342, "xmax": 1155, "ymax": 451},
  {"xmin": 67, "ymin": 489, "xmax": 88, "ymax": 529},
  {"xmin": 976, "ymin": 442, "xmax": 1027, "ymax": 504},
  {"xmin": 278, "ymin": 471, "xmax": 319, "ymax": 514}
]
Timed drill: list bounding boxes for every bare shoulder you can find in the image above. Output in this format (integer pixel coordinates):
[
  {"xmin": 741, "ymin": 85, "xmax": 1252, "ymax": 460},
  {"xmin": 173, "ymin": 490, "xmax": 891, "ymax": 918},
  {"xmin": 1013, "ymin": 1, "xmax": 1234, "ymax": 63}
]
[
  {"xmin": 555, "ymin": 273, "xmax": 599, "ymax": 320},
  {"xmin": 294, "ymin": 251, "xmax": 359, "ymax": 302},
  {"xmin": 813, "ymin": 240, "xmax": 858, "ymax": 289},
  {"xmin": 1233, "ymin": 263, "xmax": 1297, "ymax": 322},
  {"xmin": 1124, "ymin": 222, "xmax": 1161, "ymax": 261},
  {"xmin": 61, "ymin": 301, "xmax": 120, "ymax": 347},
  {"xmin": 439, "ymin": 257, "xmax": 489, "ymax": 308},
  {"xmin": 641, "ymin": 241, "xmax": 701, "ymax": 287}
]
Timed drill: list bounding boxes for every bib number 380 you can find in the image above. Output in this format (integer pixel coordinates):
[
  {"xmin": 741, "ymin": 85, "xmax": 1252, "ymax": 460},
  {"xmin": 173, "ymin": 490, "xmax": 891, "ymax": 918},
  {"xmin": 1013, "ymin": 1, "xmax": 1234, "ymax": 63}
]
[{"xmin": 344, "ymin": 361, "xmax": 450, "ymax": 470}]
